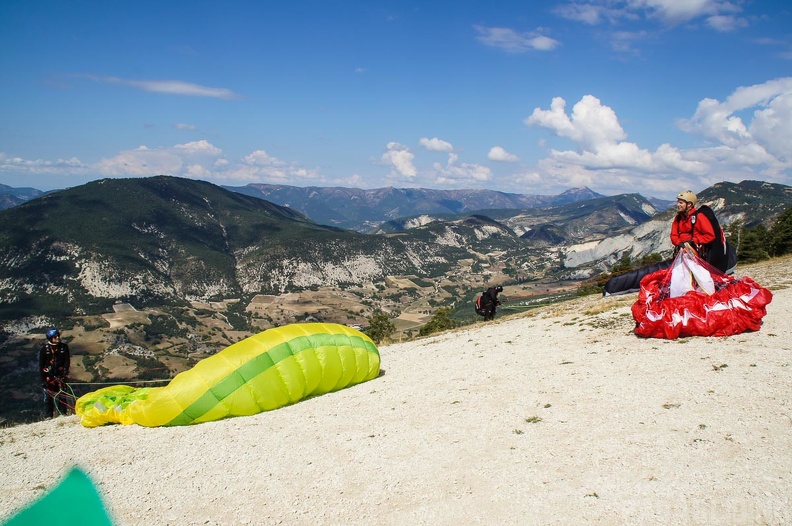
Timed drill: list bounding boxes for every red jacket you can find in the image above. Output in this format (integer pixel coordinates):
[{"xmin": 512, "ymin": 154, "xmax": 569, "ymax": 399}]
[{"xmin": 670, "ymin": 209, "xmax": 716, "ymax": 247}]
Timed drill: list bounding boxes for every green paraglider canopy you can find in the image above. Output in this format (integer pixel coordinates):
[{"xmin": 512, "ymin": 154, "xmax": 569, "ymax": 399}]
[{"xmin": 3, "ymin": 467, "xmax": 113, "ymax": 526}]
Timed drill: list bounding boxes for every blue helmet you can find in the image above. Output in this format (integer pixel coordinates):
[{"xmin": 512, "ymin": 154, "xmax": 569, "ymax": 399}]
[{"xmin": 45, "ymin": 328, "xmax": 60, "ymax": 341}]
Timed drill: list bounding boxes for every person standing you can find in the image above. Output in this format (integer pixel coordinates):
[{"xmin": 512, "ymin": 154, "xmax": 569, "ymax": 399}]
[
  {"xmin": 670, "ymin": 190, "xmax": 735, "ymax": 273},
  {"xmin": 480, "ymin": 286, "xmax": 503, "ymax": 321},
  {"xmin": 39, "ymin": 328, "xmax": 71, "ymax": 418}
]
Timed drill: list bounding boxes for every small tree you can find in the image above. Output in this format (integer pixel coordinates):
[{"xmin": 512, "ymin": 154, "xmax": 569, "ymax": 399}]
[
  {"xmin": 738, "ymin": 225, "xmax": 771, "ymax": 263},
  {"xmin": 610, "ymin": 254, "xmax": 634, "ymax": 275},
  {"xmin": 365, "ymin": 310, "xmax": 396, "ymax": 344},
  {"xmin": 769, "ymin": 207, "xmax": 792, "ymax": 257},
  {"xmin": 419, "ymin": 307, "xmax": 456, "ymax": 337},
  {"xmin": 636, "ymin": 252, "xmax": 664, "ymax": 267}
]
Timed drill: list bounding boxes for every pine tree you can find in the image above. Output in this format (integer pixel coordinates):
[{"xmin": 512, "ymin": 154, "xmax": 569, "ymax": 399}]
[
  {"xmin": 769, "ymin": 207, "xmax": 792, "ymax": 257},
  {"xmin": 738, "ymin": 225, "xmax": 771, "ymax": 263},
  {"xmin": 610, "ymin": 254, "xmax": 634, "ymax": 275}
]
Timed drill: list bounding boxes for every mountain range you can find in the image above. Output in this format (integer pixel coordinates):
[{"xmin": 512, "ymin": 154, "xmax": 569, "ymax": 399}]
[
  {"xmin": 224, "ymin": 183, "xmax": 611, "ymax": 232},
  {"xmin": 559, "ymin": 180, "xmax": 792, "ymax": 271},
  {"xmin": 2, "ymin": 177, "xmax": 791, "ymax": 327},
  {"xmin": 0, "ymin": 176, "xmax": 505, "ymax": 321},
  {"xmin": 1, "ymin": 175, "xmax": 791, "ymax": 424},
  {"xmin": 0, "ymin": 183, "xmax": 45, "ymax": 209}
]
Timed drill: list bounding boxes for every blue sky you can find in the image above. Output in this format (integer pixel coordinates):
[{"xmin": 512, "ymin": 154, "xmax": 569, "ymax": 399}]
[{"xmin": 1, "ymin": 1, "xmax": 791, "ymax": 199}]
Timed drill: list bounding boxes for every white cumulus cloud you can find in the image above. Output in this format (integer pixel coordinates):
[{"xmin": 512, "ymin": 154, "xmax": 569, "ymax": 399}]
[
  {"xmin": 679, "ymin": 77, "xmax": 792, "ymax": 163},
  {"xmin": 524, "ymin": 94, "xmax": 707, "ymax": 193},
  {"xmin": 524, "ymin": 78, "xmax": 792, "ymax": 196},
  {"xmin": 488, "ymin": 146, "xmax": 519, "ymax": 162},
  {"xmin": 381, "ymin": 142, "xmax": 417, "ymax": 178},
  {"xmin": 174, "ymin": 140, "xmax": 223, "ymax": 156},
  {"xmin": 94, "ymin": 145, "xmax": 185, "ymax": 176},
  {"xmin": 526, "ymin": 95, "xmax": 628, "ymax": 152},
  {"xmin": 432, "ymin": 153, "xmax": 492, "ymax": 186},
  {"xmin": 1, "ymin": 140, "xmax": 322, "ymax": 187},
  {"xmin": 419, "ymin": 137, "xmax": 454, "ymax": 152}
]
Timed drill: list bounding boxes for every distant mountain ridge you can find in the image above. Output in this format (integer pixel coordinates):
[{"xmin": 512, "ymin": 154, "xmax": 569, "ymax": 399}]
[
  {"xmin": 224, "ymin": 183, "xmax": 605, "ymax": 231},
  {"xmin": 0, "ymin": 183, "xmax": 46, "ymax": 210},
  {"xmin": 699, "ymin": 180, "xmax": 792, "ymax": 228},
  {"xmin": 561, "ymin": 180, "xmax": 792, "ymax": 272},
  {"xmin": 0, "ymin": 176, "xmax": 536, "ymax": 323},
  {"xmin": 374, "ymin": 193, "xmax": 657, "ymax": 240},
  {"xmin": 1, "ymin": 177, "xmax": 790, "ymax": 323}
]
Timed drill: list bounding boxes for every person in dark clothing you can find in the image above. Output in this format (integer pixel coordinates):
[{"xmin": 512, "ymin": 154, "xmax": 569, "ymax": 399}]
[
  {"xmin": 480, "ymin": 286, "xmax": 503, "ymax": 321},
  {"xmin": 39, "ymin": 328, "xmax": 71, "ymax": 418}
]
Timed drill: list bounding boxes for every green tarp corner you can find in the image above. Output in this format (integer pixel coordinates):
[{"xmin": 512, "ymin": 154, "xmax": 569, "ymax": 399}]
[{"xmin": 3, "ymin": 467, "xmax": 113, "ymax": 526}]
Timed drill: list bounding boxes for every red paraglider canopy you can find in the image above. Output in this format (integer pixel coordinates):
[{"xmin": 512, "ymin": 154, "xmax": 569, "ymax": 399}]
[{"xmin": 631, "ymin": 247, "xmax": 773, "ymax": 339}]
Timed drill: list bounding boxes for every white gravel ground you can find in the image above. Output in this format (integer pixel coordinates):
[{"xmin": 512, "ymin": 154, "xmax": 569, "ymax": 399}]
[{"xmin": 1, "ymin": 257, "xmax": 791, "ymax": 525}]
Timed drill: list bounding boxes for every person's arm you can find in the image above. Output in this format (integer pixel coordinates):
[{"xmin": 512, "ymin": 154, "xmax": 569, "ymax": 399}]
[
  {"xmin": 693, "ymin": 213, "xmax": 716, "ymax": 245},
  {"xmin": 38, "ymin": 346, "xmax": 48, "ymax": 382},
  {"xmin": 670, "ymin": 217, "xmax": 684, "ymax": 246}
]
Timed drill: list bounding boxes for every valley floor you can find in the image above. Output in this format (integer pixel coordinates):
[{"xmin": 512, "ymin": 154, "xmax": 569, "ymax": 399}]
[{"xmin": 1, "ymin": 257, "xmax": 791, "ymax": 525}]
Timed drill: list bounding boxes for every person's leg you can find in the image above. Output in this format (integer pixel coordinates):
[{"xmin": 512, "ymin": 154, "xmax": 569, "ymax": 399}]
[{"xmin": 43, "ymin": 388, "xmax": 55, "ymax": 419}]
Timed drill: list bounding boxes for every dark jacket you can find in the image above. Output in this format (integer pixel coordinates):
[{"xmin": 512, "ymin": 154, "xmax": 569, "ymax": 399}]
[
  {"xmin": 39, "ymin": 342, "xmax": 70, "ymax": 386},
  {"xmin": 481, "ymin": 287, "xmax": 500, "ymax": 310}
]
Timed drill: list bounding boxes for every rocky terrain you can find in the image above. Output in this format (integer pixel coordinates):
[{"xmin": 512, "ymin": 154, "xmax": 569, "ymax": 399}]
[{"xmin": 1, "ymin": 255, "xmax": 790, "ymax": 525}]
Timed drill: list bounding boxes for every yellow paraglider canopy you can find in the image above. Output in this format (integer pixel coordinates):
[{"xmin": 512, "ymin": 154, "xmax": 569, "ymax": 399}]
[{"xmin": 76, "ymin": 323, "xmax": 380, "ymax": 427}]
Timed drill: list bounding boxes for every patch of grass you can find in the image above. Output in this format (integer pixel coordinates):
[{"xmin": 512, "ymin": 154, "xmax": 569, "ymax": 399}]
[
  {"xmin": 513, "ymin": 429, "xmax": 524, "ymax": 435},
  {"xmin": 525, "ymin": 416, "xmax": 543, "ymax": 424},
  {"xmin": 712, "ymin": 363, "xmax": 728, "ymax": 371}
]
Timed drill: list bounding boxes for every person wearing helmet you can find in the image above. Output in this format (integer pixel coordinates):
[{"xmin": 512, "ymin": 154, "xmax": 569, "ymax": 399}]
[
  {"xmin": 670, "ymin": 190, "xmax": 716, "ymax": 256},
  {"xmin": 38, "ymin": 328, "xmax": 71, "ymax": 418},
  {"xmin": 479, "ymin": 285, "xmax": 504, "ymax": 321}
]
